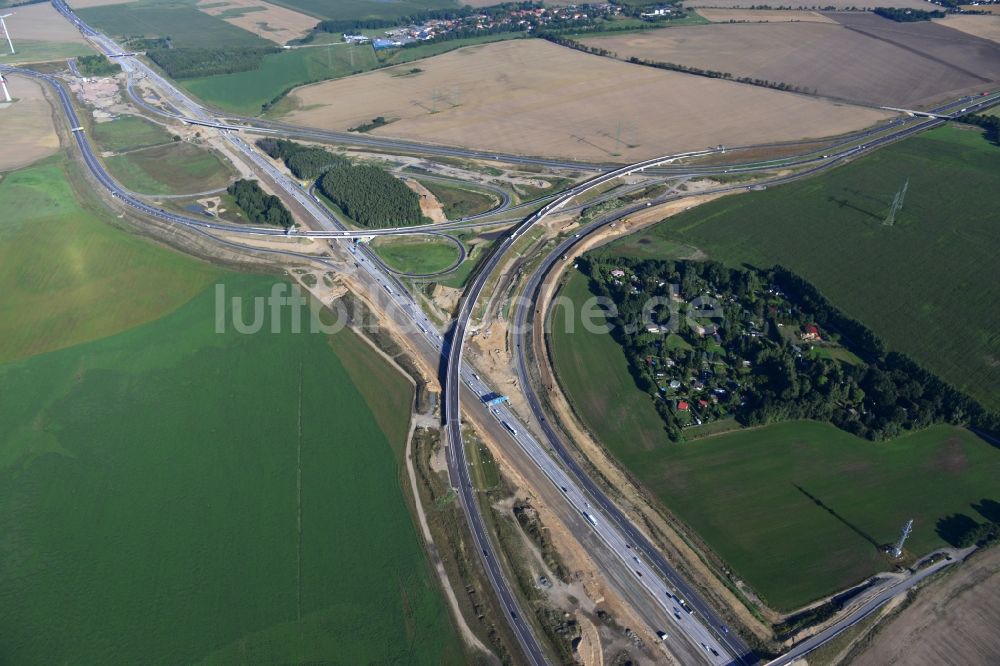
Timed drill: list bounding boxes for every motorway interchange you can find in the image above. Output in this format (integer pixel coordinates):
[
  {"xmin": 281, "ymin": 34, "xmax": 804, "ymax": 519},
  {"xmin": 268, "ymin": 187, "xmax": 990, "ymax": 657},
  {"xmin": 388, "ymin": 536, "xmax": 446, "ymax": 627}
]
[{"xmin": 14, "ymin": 3, "xmax": 1000, "ymax": 662}]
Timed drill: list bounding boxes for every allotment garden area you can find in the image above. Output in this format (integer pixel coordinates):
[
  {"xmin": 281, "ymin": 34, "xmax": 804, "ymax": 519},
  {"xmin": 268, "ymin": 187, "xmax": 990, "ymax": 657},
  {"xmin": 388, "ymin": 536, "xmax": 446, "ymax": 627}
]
[
  {"xmin": 551, "ymin": 269, "xmax": 1000, "ymax": 612},
  {"xmin": 597, "ymin": 125, "xmax": 1000, "ymax": 412}
]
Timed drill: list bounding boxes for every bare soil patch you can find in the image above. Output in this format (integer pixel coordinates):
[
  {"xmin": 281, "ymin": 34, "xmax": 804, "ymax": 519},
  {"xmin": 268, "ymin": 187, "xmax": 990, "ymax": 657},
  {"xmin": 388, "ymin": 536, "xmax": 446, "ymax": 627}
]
[
  {"xmin": 935, "ymin": 14, "xmax": 1000, "ymax": 45},
  {"xmin": 0, "ymin": 2, "xmax": 88, "ymax": 43},
  {"xmin": 282, "ymin": 39, "xmax": 891, "ymax": 163},
  {"xmin": 583, "ymin": 20, "xmax": 997, "ymax": 107},
  {"xmin": 403, "ymin": 178, "xmax": 447, "ymax": 223},
  {"xmin": 696, "ymin": 8, "xmax": 836, "ymax": 23},
  {"xmin": 0, "ymin": 74, "xmax": 59, "ymax": 171},
  {"xmin": 851, "ymin": 547, "xmax": 1000, "ymax": 666},
  {"xmin": 196, "ymin": 0, "xmax": 316, "ymax": 45}
]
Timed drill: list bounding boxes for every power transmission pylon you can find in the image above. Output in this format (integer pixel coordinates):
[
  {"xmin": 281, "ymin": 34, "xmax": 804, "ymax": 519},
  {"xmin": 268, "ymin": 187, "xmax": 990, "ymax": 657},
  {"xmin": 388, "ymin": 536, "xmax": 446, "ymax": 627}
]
[
  {"xmin": 891, "ymin": 519, "xmax": 913, "ymax": 558},
  {"xmin": 884, "ymin": 178, "xmax": 908, "ymax": 227}
]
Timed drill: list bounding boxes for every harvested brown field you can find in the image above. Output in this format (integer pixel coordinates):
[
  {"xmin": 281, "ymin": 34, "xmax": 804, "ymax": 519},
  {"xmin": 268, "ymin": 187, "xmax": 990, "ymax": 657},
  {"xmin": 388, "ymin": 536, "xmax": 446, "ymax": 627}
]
[
  {"xmin": 684, "ymin": 0, "xmax": 928, "ymax": 7},
  {"xmin": 851, "ymin": 548, "xmax": 1000, "ymax": 666},
  {"xmin": 281, "ymin": 39, "xmax": 892, "ymax": 163},
  {"xmin": 581, "ymin": 16, "xmax": 1000, "ymax": 107},
  {"xmin": 196, "ymin": 0, "xmax": 316, "ymax": 45},
  {"xmin": 0, "ymin": 74, "xmax": 60, "ymax": 172},
  {"xmin": 831, "ymin": 11, "xmax": 1000, "ymax": 80},
  {"xmin": 696, "ymin": 8, "xmax": 836, "ymax": 23},
  {"xmin": 0, "ymin": 2, "xmax": 88, "ymax": 43},
  {"xmin": 936, "ymin": 15, "xmax": 1000, "ymax": 45}
]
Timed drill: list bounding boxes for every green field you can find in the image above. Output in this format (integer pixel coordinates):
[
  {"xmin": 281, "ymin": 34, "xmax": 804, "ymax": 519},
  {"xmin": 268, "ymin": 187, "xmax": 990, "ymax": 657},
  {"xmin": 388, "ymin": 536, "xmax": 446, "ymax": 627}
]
[
  {"xmin": 0, "ymin": 157, "xmax": 221, "ymax": 362},
  {"xmin": 551, "ymin": 270, "xmax": 1000, "ymax": 611},
  {"xmin": 181, "ymin": 43, "xmax": 379, "ymax": 115},
  {"xmin": 0, "ymin": 158, "xmax": 463, "ymax": 663},
  {"xmin": 2, "ymin": 39, "xmax": 94, "ymax": 64},
  {"xmin": 371, "ymin": 236, "xmax": 462, "ymax": 275},
  {"xmin": 91, "ymin": 115, "xmax": 175, "ymax": 153},
  {"xmin": 269, "ymin": 0, "xmax": 459, "ymax": 21},
  {"xmin": 417, "ymin": 179, "xmax": 498, "ymax": 219},
  {"xmin": 77, "ymin": 0, "xmax": 273, "ymax": 49},
  {"xmin": 599, "ymin": 125, "xmax": 1000, "ymax": 411},
  {"xmin": 105, "ymin": 142, "xmax": 234, "ymax": 195}
]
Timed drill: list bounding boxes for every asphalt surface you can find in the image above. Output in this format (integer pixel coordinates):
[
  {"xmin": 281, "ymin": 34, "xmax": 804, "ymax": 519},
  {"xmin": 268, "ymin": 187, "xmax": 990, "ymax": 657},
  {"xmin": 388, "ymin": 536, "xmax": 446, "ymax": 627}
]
[{"xmin": 23, "ymin": 5, "xmax": 1000, "ymax": 661}]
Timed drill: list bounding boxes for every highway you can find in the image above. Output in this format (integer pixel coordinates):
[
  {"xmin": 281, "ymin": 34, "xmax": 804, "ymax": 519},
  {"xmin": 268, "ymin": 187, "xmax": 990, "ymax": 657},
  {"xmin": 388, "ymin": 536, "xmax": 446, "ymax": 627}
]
[
  {"xmin": 24, "ymin": 4, "xmax": 1000, "ymax": 661},
  {"xmin": 443, "ymin": 88, "xmax": 999, "ymax": 664}
]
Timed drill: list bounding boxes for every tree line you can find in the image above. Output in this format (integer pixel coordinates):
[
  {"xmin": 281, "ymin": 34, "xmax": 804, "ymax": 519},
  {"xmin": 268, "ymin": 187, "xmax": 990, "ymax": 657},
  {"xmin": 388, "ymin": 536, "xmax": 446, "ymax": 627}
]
[
  {"xmin": 227, "ymin": 179, "xmax": 293, "ymax": 229},
  {"xmin": 147, "ymin": 45, "xmax": 279, "ymax": 79},
  {"xmin": 255, "ymin": 138, "xmax": 349, "ymax": 179},
  {"xmin": 873, "ymin": 7, "xmax": 946, "ymax": 21},
  {"xmin": 579, "ymin": 256, "xmax": 999, "ymax": 443},
  {"xmin": 625, "ymin": 55, "xmax": 806, "ymax": 93},
  {"xmin": 541, "ymin": 33, "xmax": 808, "ymax": 93},
  {"xmin": 255, "ymin": 138, "xmax": 424, "ymax": 228},
  {"xmin": 960, "ymin": 113, "xmax": 1000, "ymax": 146}
]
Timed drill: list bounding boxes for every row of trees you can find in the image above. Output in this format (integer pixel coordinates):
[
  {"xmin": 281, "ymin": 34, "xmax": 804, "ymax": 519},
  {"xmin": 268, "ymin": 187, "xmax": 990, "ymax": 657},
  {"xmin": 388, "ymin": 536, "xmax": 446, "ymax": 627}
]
[
  {"xmin": 625, "ymin": 55, "xmax": 806, "ymax": 93},
  {"xmin": 937, "ymin": 500, "xmax": 1000, "ymax": 549},
  {"xmin": 76, "ymin": 54, "xmax": 120, "ymax": 77},
  {"xmin": 538, "ymin": 32, "xmax": 617, "ymax": 58},
  {"xmin": 873, "ymin": 7, "xmax": 946, "ymax": 21},
  {"xmin": 318, "ymin": 165, "xmax": 425, "ymax": 228},
  {"xmin": 580, "ymin": 256, "xmax": 1000, "ymax": 442},
  {"xmin": 255, "ymin": 138, "xmax": 348, "ymax": 179},
  {"xmin": 227, "ymin": 179, "xmax": 293, "ymax": 229},
  {"xmin": 147, "ymin": 46, "xmax": 278, "ymax": 79},
  {"xmin": 542, "ymin": 34, "xmax": 809, "ymax": 93}
]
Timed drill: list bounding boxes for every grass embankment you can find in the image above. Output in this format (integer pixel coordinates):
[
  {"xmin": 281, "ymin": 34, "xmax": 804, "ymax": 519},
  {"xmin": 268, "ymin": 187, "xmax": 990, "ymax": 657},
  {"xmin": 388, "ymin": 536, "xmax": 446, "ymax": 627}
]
[
  {"xmin": 104, "ymin": 142, "xmax": 234, "ymax": 195},
  {"xmin": 0, "ymin": 158, "xmax": 464, "ymax": 663},
  {"xmin": 371, "ymin": 236, "xmax": 462, "ymax": 275},
  {"xmin": 551, "ymin": 270, "xmax": 1000, "ymax": 611},
  {"xmin": 90, "ymin": 115, "xmax": 175, "ymax": 152},
  {"xmin": 5, "ymin": 40, "xmax": 93, "ymax": 64},
  {"xmin": 598, "ymin": 125, "xmax": 1000, "ymax": 411},
  {"xmin": 417, "ymin": 179, "xmax": 498, "ymax": 219}
]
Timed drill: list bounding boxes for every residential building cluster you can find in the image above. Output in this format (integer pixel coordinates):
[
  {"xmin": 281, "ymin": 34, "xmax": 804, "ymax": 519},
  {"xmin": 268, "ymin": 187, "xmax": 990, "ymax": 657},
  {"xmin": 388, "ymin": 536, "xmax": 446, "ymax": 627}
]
[{"xmin": 345, "ymin": 3, "xmax": 623, "ymax": 50}]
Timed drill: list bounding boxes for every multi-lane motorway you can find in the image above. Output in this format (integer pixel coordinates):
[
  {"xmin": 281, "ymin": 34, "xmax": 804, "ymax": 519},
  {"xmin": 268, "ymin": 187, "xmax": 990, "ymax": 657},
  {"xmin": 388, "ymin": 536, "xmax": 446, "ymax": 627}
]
[{"xmin": 18, "ymin": 4, "xmax": 1000, "ymax": 661}]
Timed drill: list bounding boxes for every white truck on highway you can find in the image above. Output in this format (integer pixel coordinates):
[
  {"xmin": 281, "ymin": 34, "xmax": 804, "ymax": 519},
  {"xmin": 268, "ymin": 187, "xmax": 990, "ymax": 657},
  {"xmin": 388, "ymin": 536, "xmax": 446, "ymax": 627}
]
[{"xmin": 583, "ymin": 512, "xmax": 598, "ymax": 527}]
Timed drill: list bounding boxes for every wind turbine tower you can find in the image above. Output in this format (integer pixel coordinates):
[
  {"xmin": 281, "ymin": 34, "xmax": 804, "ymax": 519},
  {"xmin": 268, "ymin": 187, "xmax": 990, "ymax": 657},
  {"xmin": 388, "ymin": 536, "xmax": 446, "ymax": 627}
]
[
  {"xmin": 1, "ymin": 73, "xmax": 11, "ymax": 103},
  {"xmin": 0, "ymin": 13, "xmax": 14, "ymax": 55}
]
